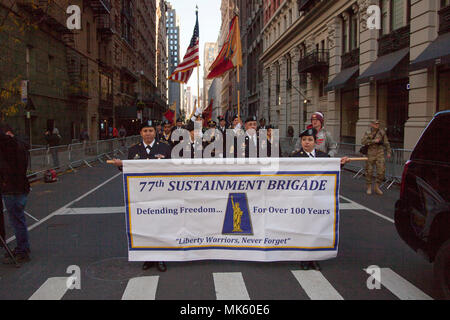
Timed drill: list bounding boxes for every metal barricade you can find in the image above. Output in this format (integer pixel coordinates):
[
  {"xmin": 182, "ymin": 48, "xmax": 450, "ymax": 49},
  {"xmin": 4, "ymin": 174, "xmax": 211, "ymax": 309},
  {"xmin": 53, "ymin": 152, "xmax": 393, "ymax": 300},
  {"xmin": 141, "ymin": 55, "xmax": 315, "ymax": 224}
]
[
  {"xmin": 27, "ymin": 135, "xmax": 141, "ymax": 179},
  {"xmin": 336, "ymin": 142, "xmax": 412, "ymax": 189}
]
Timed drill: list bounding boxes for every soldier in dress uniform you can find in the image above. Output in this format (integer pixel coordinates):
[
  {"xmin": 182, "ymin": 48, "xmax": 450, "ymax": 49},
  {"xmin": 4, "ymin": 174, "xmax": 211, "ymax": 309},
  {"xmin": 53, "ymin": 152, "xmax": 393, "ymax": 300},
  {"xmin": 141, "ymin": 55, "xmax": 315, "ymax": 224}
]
[
  {"xmin": 154, "ymin": 120, "xmax": 163, "ymax": 141},
  {"xmin": 217, "ymin": 116, "xmax": 228, "ymax": 158},
  {"xmin": 159, "ymin": 120, "xmax": 174, "ymax": 149},
  {"xmin": 264, "ymin": 124, "xmax": 282, "ymax": 158},
  {"xmin": 243, "ymin": 115, "xmax": 259, "ymax": 158},
  {"xmin": 171, "ymin": 118, "xmax": 185, "ymax": 149},
  {"xmin": 290, "ymin": 128, "xmax": 349, "ymax": 271},
  {"xmin": 179, "ymin": 120, "xmax": 204, "ymax": 159},
  {"xmin": 111, "ymin": 120, "xmax": 170, "ymax": 272},
  {"xmin": 257, "ymin": 118, "xmax": 266, "ymax": 133},
  {"xmin": 203, "ymin": 120, "xmax": 220, "ymax": 158}
]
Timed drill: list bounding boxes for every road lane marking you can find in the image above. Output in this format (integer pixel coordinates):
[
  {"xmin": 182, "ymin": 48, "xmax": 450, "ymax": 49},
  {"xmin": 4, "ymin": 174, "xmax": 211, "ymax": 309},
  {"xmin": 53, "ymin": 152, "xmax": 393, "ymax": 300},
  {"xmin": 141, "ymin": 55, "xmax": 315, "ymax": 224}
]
[
  {"xmin": 364, "ymin": 268, "xmax": 433, "ymax": 300},
  {"xmin": 121, "ymin": 276, "xmax": 159, "ymax": 300},
  {"xmin": 58, "ymin": 206, "xmax": 125, "ymax": 215},
  {"xmin": 339, "ymin": 202, "xmax": 365, "ymax": 210},
  {"xmin": 340, "ymin": 195, "xmax": 395, "ymax": 223},
  {"xmin": 291, "ymin": 270, "xmax": 344, "ymax": 300},
  {"xmin": 24, "ymin": 211, "xmax": 40, "ymax": 222},
  {"xmin": 213, "ymin": 272, "xmax": 250, "ymax": 300},
  {"xmin": 29, "ymin": 277, "xmax": 70, "ymax": 300},
  {"xmin": 6, "ymin": 172, "xmax": 122, "ymax": 244}
]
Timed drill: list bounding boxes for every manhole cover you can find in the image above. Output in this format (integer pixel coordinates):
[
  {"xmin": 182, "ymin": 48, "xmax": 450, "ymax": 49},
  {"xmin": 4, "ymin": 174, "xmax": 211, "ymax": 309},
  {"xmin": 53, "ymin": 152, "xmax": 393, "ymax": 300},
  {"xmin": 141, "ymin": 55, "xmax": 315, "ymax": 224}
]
[{"xmin": 85, "ymin": 257, "xmax": 147, "ymax": 282}]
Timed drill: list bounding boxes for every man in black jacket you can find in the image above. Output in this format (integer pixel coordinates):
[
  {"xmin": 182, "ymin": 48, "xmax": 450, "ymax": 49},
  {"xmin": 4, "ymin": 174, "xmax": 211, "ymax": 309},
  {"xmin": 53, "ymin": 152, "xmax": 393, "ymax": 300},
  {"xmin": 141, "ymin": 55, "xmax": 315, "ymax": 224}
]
[{"xmin": 0, "ymin": 122, "xmax": 31, "ymax": 264}]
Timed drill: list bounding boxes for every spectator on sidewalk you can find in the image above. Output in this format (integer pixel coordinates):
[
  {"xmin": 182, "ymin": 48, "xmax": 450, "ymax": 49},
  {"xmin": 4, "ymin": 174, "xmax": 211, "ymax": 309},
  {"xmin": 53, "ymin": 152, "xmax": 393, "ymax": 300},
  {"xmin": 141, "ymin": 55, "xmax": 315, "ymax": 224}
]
[
  {"xmin": 119, "ymin": 125, "xmax": 127, "ymax": 147},
  {"xmin": 80, "ymin": 128, "xmax": 89, "ymax": 143},
  {"xmin": 0, "ymin": 122, "xmax": 31, "ymax": 264},
  {"xmin": 44, "ymin": 125, "xmax": 61, "ymax": 169},
  {"xmin": 113, "ymin": 127, "xmax": 119, "ymax": 139}
]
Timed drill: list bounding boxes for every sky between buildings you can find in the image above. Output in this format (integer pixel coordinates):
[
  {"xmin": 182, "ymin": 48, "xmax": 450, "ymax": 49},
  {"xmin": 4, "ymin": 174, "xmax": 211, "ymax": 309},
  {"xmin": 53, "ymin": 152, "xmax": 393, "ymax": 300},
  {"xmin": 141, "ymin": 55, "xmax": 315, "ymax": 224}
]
[{"xmin": 167, "ymin": 0, "xmax": 221, "ymax": 102}]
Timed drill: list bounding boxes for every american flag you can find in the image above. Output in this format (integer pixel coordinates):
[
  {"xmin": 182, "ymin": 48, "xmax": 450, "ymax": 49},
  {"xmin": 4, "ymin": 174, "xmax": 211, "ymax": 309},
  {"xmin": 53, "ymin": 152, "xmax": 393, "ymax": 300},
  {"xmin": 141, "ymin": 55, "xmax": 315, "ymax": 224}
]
[{"xmin": 168, "ymin": 10, "xmax": 199, "ymax": 83}]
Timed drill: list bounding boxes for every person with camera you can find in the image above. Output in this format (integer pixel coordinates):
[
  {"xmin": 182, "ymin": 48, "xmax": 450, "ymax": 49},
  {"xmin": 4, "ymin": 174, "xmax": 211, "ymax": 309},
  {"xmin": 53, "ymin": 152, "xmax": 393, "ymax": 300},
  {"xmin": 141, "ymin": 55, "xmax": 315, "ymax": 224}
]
[
  {"xmin": 0, "ymin": 122, "xmax": 31, "ymax": 264},
  {"xmin": 361, "ymin": 120, "xmax": 392, "ymax": 195}
]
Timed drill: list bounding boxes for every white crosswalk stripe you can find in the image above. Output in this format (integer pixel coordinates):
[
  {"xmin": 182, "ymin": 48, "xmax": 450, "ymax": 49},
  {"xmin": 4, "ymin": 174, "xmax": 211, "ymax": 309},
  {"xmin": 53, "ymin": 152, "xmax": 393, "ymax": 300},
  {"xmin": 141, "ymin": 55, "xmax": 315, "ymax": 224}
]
[
  {"xmin": 121, "ymin": 276, "xmax": 159, "ymax": 300},
  {"xmin": 29, "ymin": 277, "xmax": 70, "ymax": 300},
  {"xmin": 364, "ymin": 268, "xmax": 433, "ymax": 300},
  {"xmin": 26, "ymin": 268, "xmax": 434, "ymax": 300},
  {"xmin": 213, "ymin": 272, "xmax": 250, "ymax": 300},
  {"xmin": 291, "ymin": 270, "xmax": 344, "ymax": 300}
]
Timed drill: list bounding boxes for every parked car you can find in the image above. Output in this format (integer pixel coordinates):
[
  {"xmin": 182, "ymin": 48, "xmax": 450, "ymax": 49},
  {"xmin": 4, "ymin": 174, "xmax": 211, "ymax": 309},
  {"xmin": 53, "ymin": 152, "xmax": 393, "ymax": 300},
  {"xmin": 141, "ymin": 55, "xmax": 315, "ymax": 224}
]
[{"xmin": 395, "ymin": 110, "xmax": 450, "ymax": 299}]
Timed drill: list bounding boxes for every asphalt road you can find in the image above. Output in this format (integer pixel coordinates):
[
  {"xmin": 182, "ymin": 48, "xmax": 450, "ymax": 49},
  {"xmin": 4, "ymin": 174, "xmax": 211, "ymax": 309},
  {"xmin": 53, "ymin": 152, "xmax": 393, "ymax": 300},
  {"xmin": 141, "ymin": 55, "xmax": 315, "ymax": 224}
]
[{"xmin": 0, "ymin": 160, "xmax": 440, "ymax": 301}]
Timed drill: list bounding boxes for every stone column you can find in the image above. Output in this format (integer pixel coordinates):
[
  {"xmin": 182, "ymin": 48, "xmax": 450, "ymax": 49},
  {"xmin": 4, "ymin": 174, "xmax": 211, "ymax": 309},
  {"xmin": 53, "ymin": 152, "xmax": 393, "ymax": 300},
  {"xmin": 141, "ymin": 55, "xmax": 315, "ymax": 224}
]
[
  {"xmin": 405, "ymin": 0, "xmax": 439, "ymax": 150},
  {"xmin": 290, "ymin": 46, "xmax": 301, "ymax": 136},
  {"xmin": 278, "ymin": 55, "xmax": 287, "ymax": 137},
  {"xmin": 304, "ymin": 35, "xmax": 315, "ymax": 119},
  {"xmin": 356, "ymin": 0, "xmax": 380, "ymax": 146},
  {"xmin": 327, "ymin": 16, "xmax": 343, "ymax": 142},
  {"xmin": 269, "ymin": 64, "xmax": 277, "ymax": 124}
]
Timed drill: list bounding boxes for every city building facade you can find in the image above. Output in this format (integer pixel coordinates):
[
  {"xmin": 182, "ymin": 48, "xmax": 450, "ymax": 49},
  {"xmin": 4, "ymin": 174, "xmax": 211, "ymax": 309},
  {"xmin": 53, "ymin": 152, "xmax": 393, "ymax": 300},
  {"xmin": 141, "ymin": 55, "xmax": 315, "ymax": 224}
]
[
  {"xmin": 0, "ymin": 0, "xmax": 166, "ymax": 144},
  {"xmin": 260, "ymin": 0, "xmax": 450, "ymax": 149}
]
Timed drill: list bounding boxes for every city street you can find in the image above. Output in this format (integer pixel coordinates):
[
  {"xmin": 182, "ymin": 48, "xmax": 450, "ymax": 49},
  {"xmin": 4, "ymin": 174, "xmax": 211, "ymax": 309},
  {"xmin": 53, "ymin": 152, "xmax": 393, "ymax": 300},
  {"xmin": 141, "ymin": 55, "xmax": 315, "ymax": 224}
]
[{"xmin": 0, "ymin": 161, "xmax": 438, "ymax": 301}]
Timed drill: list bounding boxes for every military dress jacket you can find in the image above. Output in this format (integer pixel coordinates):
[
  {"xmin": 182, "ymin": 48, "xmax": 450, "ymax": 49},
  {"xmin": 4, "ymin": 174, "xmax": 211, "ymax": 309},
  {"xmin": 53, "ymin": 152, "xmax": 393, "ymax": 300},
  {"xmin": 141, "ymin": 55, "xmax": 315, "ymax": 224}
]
[
  {"xmin": 290, "ymin": 148, "xmax": 330, "ymax": 158},
  {"xmin": 127, "ymin": 141, "xmax": 171, "ymax": 160}
]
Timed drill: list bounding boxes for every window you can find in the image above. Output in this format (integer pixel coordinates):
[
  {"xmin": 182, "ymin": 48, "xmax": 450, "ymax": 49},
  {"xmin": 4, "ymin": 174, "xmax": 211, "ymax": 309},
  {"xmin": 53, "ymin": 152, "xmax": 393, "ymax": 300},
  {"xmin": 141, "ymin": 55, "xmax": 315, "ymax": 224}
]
[
  {"xmin": 350, "ymin": 14, "xmax": 358, "ymax": 50},
  {"xmin": 391, "ymin": 0, "xmax": 404, "ymax": 31},
  {"xmin": 381, "ymin": 0, "xmax": 410, "ymax": 34},
  {"xmin": 442, "ymin": 0, "xmax": 450, "ymax": 8}
]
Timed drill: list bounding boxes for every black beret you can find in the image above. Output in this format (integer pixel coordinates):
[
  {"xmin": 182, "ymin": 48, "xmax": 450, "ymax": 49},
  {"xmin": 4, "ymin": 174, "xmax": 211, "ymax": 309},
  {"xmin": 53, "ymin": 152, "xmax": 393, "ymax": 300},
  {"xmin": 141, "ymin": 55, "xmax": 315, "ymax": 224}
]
[
  {"xmin": 162, "ymin": 120, "xmax": 171, "ymax": 126},
  {"xmin": 245, "ymin": 115, "xmax": 258, "ymax": 123},
  {"xmin": 299, "ymin": 128, "xmax": 317, "ymax": 139},
  {"xmin": 140, "ymin": 120, "xmax": 156, "ymax": 131},
  {"xmin": 176, "ymin": 118, "xmax": 183, "ymax": 122},
  {"xmin": 218, "ymin": 116, "xmax": 225, "ymax": 121}
]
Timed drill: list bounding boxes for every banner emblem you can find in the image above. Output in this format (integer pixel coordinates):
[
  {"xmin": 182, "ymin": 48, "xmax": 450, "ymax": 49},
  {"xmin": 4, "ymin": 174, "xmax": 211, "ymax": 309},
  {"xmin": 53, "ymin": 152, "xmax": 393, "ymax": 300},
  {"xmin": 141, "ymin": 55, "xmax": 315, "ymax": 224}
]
[{"xmin": 222, "ymin": 193, "xmax": 253, "ymax": 235}]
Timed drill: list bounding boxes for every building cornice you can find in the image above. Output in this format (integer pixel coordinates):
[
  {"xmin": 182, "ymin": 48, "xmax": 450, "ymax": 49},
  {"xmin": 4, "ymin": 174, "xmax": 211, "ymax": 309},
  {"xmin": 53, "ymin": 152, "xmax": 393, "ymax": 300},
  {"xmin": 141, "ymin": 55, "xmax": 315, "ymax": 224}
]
[{"xmin": 260, "ymin": 0, "xmax": 335, "ymax": 64}]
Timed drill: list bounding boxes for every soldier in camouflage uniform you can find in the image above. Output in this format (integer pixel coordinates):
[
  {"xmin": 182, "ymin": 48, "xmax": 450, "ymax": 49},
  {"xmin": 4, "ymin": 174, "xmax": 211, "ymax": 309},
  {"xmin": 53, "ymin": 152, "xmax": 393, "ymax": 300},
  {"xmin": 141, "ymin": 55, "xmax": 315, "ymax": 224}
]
[{"xmin": 361, "ymin": 120, "xmax": 392, "ymax": 195}]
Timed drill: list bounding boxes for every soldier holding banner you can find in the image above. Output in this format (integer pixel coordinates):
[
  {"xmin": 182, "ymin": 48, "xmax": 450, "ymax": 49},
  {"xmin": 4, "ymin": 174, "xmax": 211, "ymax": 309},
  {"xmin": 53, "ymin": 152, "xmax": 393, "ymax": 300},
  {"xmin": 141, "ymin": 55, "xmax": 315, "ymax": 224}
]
[
  {"xmin": 112, "ymin": 121, "xmax": 170, "ymax": 272},
  {"xmin": 291, "ymin": 128, "xmax": 350, "ymax": 270}
]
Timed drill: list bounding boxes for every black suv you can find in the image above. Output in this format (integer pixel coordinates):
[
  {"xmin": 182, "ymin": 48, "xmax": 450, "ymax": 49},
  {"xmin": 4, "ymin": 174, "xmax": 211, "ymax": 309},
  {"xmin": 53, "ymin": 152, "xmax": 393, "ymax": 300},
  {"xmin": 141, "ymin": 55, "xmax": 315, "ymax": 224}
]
[{"xmin": 395, "ymin": 110, "xmax": 450, "ymax": 299}]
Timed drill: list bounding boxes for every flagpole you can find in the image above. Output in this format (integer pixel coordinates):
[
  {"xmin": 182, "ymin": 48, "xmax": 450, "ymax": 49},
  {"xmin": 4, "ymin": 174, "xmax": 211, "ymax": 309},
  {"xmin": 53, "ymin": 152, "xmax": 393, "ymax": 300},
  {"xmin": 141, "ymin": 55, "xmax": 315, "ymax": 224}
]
[{"xmin": 237, "ymin": 66, "xmax": 240, "ymax": 119}]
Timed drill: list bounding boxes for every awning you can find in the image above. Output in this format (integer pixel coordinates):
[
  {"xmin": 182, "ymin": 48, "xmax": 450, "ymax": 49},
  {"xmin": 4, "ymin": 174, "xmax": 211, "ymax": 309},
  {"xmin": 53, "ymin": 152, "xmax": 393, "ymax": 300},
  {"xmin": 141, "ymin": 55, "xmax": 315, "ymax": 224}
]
[
  {"xmin": 324, "ymin": 65, "xmax": 359, "ymax": 92},
  {"xmin": 410, "ymin": 32, "xmax": 450, "ymax": 71},
  {"xmin": 357, "ymin": 48, "xmax": 409, "ymax": 84}
]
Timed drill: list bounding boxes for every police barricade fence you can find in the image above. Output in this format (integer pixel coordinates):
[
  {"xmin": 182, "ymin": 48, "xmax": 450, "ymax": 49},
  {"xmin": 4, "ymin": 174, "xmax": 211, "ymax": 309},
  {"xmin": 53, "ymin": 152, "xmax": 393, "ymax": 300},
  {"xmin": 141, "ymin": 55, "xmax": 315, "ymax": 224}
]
[
  {"xmin": 28, "ymin": 135, "xmax": 141, "ymax": 180},
  {"xmin": 278, "ymin": 139, "xmax": 411, "ymax": 190},
  {"xmin": 336, "ymin": 142, "xmax": 412, "ymax": 189}
]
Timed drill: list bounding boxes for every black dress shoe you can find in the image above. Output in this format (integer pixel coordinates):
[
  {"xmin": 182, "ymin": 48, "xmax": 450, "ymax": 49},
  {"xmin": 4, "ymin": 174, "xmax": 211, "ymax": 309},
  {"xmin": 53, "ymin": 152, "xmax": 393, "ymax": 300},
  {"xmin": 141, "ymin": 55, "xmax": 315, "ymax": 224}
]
[
  {"xmin": 300, "ymin": 261, "xmax": 310, "ymax": 270},
  {"xmin": 142, "ymin": 261, "xmax": 154, "ymax": 270},
  {"xmin": 309, "ymin": 261, "xmax": 321, "ymax": 271},
  {"xmin": 156, "ymin": 261, "xmax": 167, "ymax": 272}
]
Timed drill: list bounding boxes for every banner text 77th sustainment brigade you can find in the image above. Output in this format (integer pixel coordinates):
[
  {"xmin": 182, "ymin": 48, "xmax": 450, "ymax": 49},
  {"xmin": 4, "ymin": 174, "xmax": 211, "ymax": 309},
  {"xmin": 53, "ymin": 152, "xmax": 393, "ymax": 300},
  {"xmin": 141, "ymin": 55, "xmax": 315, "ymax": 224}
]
[{"xmin": 122, "ymin": 158, "xmax": 341, "ymax": 262}]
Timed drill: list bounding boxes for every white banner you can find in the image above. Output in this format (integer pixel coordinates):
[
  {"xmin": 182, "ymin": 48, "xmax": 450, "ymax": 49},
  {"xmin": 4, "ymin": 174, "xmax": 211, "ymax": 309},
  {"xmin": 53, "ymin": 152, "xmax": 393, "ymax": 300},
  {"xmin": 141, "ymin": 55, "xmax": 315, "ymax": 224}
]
[{"xmin": 122, "ymin": 158, "xmax": 341, "ymax": 262}]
